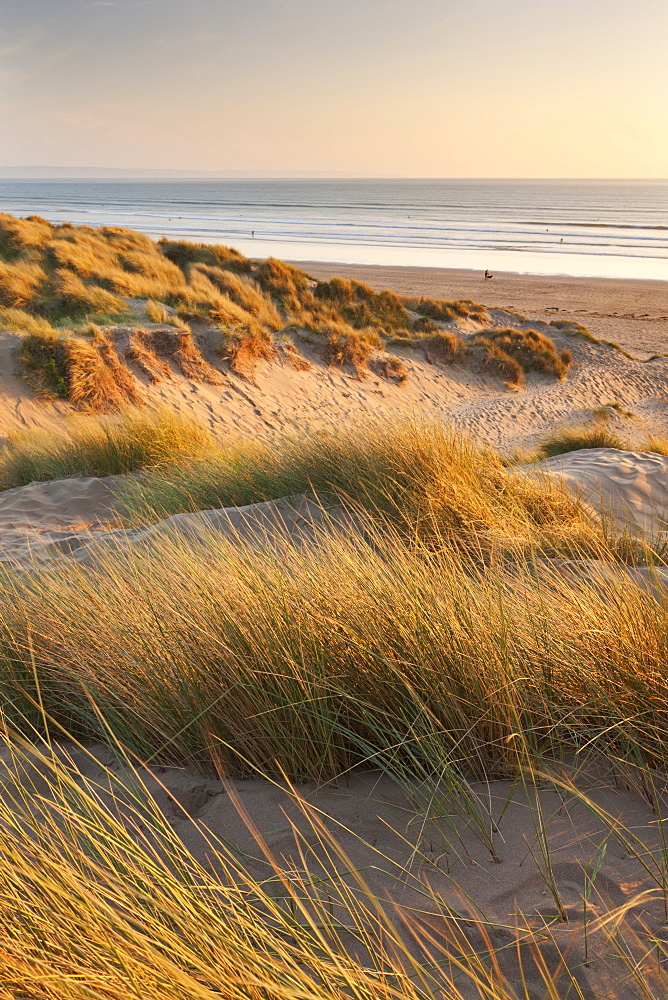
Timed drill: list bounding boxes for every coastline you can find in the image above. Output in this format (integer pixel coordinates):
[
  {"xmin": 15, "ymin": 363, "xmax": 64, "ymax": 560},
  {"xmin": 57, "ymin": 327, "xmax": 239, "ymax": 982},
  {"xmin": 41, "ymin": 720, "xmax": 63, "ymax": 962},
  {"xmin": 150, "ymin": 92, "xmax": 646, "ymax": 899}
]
[{"xmin": 295, "ymin": 261, "xmax": 668, "ymax": 358}]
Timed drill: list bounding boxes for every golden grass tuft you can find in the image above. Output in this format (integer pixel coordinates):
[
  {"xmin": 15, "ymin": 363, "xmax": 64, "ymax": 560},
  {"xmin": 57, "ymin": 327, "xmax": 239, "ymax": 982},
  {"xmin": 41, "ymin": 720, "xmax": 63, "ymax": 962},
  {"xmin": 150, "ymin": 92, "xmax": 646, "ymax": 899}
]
[
  {"xmin": 0, "ymin": 259, "xmax": 46, "ymax": 307},
  {"xmin": 2, "ymin": 413, "xmax": 668, "ymax": 996},
  {"xmin": 127, "ymin": 328, "xmax": 175, "ymax": 383},
  {"xmin": 424, "ymin": 330, "xmax": 467, "ymax": 362},
  {"xmin": 0, "ymin": 212, "xmax": 54, "ymax": 258},
  {"xmin": 65, "ymin": 335, "xmax": 142, "ymax": 411},
  {"xmin": 0, "ymin": 306, "xmax": 57, "ymax": 337},
  {"xmin": 158, "ymin": 238, "xmax": 252, "ymax": 273},
  {"xmin": 191, "ymin": 264, "xmax": 283, "ymax": 330},
  {"xmin": 409, "ymin": 296, "xmax": 488, "ymax": 324},
  {"xmin": 50, "ymin": 268, "xmax": 127, "ymax": 320},
  {"xmin": 220, "ymin": 326, "xmax": 278, "ymax": 380},
  {"xmin": 145, "ymin": 299, "xmax": 171, "ymax": 323},
  {"xmin": 476, "ymin": 337, "xmax": 525, "ymax": 385},
  {"xmin": 18, "ymin": 328, "xmax": 145, "ymax": 411},
  {"xmin": 475, "ymin": 327, "xmax": 571, "ymax": 379},
  {"xmin": 17, "ymin": 330, "xmax": 71, "ymax": 398},
  {"xmin": 254, "ymin": 257, "xmax": 315, "ymax": 314},
  {"xmin": 0, "ymin": 406, "xmax": 215, "ymax": 488},
  {"xmin": 324, "ymin": 323, "xmax": 383, "ymax": 374}
]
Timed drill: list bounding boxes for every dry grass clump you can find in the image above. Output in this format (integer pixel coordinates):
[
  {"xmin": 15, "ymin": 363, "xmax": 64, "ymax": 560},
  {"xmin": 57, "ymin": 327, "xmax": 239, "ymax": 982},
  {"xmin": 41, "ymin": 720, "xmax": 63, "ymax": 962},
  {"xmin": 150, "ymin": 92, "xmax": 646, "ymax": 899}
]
[
  {"xmin": 315, "ymin": 277, "xmax": 410, "ymax": 333},
  {"xmin": 122, "ymin": 419, "xmax": 595, "ymax": 563},
  {"xmin": 0, "ymin": 407, "xmax": 214, "ymax": 488},
  {"xmin": 145, "ymin": 299, "xmax": 171, "ymax": 324},
  {"xmin": 255, "ymin": 257, "xmax": 315, "ymax": 315},
  {"xmin": 47, "ymin": 227, "xmax": 120, "ymax": 280},
  {"xmin": 93, "ymin": 330, "xmax": 146, "ymax": 406},
  {"xmin": 127, "ymin": 329, "xmax": 176, "ymax": 383},
  {"xmin": 131, "ymin": 327, "xmax": 225, "ymax": 384},
  {"xmin": 0, "ymin": 307, "xmax": 57, "ymax": 337},
  {"xmin": 369, "ymin": 353, "xmax": 408, "ymax": 382},
  {"xmin": 0, "ymin": 212, "xmax": 54, "ymax": 258},
  {"xmin": 424, "ymin": 330, "xmax": 467, "ymax": 362},
  {"xmin": 278, "ymin": 338, "xmax": 312, "ymax": 371},
  {"xmin": 191, "ymin": 264, "xmax": 283, "ymax": 330},
  {"xmin": 531, "ymin": 420, "xmax": 628, "ymax": 459},
  {"xmin": 18, "ymin": 329, "xmax": 145, "ymax": 410},
  {"xmin": 219, "ymin": 325, "xmax": 278, "ymax": 380},
  {"xmin": 176, "ymin": 268, "xmax": 257, "ymax": 325},
  {"xmin": 410, "ymin": 296, "xmax": 488, "ymax": 324},
  {"xmin": 173, "ymin": 330, "xmax": 225, "ymax": 384},
  {"xmin": 0, "ymin": 259, "xmax": 46, "ymax": 307},
  {"xmin": 159, "ymin": 238, "xmax": 252, "ymax": 274},
  {"xmin": 49, "ymin": 269, "xmax": 127, "ymax": 320},
  {"xmin": 325, "ymin": 324, "xmax": 383, "ymax": 375},
  {"xmin": 17, "ymin": 331, "xmax": 71, "ymax": 398},
  {"xmin": 475, "ymin": 337, "xmax": 525, "ymax": 386},
  {"xmin": 475, "ymin": 327, "xmax": 572, "ymax": 379},
  {"xmin": 65, "ymin": 335, "xmax": 143, "ymax": 411}
]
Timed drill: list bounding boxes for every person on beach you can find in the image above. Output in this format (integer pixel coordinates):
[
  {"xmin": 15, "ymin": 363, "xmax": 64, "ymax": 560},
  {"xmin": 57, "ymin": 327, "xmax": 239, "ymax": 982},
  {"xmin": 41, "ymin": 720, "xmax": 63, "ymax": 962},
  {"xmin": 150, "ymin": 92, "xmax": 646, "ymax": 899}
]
[{"xmin": 484, "ymin": 269, "xmax": 493, "ymax": 280}]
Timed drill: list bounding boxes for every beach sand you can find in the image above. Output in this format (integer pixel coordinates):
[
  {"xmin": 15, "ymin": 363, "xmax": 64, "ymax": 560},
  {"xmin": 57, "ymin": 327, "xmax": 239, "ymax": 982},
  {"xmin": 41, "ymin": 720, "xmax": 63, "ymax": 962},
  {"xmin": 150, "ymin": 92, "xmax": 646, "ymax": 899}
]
[{"xmin": 298, "ymin": 263, "xmax": 668, "ymax": 359}]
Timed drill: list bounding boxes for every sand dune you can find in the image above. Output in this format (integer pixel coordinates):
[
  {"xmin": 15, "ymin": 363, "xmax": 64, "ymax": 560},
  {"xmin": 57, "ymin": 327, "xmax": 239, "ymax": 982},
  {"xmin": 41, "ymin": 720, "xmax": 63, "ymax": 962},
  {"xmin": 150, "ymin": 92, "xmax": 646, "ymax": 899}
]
[
  {"xmin": 0, "ymin": 475, "xmax": 352, "ymax": 568},
  {"xmin": 522, "ymin": 447, "xmax": 668, "ymax": 534}
]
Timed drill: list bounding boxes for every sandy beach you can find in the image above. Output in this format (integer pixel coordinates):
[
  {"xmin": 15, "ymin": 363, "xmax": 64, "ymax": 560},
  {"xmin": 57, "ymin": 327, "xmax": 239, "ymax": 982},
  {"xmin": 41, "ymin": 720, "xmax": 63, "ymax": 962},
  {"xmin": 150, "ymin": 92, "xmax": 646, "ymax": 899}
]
[{"xmin": 298, "ymin": 263, "xmax": 668, "ymax": 359}]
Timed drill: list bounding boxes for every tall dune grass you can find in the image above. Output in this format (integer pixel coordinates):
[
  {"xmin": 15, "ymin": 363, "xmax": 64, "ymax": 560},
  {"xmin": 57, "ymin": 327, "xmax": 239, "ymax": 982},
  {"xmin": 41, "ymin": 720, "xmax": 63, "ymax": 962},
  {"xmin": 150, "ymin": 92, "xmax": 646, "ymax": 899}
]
[
  {"xmin": 0, "ymin": 408, "xmax": 214, "ymax": 488},
  {"xmin": 1, "ymin": 493, "xmax": 667, "ymax": 779},
  {"xmin": 119, "ymin": 420, "xmax": 598, "ymax": 557},
  {"xmin": 2, "ymin": 730, "xmax": 662, "ymax": 1000}
]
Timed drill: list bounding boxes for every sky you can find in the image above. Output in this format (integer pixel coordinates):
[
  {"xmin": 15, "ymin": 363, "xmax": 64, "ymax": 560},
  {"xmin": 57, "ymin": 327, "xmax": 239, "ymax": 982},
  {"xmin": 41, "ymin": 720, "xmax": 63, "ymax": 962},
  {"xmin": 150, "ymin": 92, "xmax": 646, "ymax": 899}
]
[{"xmin": 1, "ymin": 0, "xmax": 667, "ymax": 178}]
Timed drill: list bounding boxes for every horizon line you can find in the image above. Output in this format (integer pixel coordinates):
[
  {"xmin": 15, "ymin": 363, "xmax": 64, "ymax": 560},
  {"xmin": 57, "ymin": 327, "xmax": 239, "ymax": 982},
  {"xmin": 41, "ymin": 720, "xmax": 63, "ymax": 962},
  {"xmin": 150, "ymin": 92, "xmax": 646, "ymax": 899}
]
[{"xmin": 0, "ymin": 168, "xmax": 666, "ymax": 182}]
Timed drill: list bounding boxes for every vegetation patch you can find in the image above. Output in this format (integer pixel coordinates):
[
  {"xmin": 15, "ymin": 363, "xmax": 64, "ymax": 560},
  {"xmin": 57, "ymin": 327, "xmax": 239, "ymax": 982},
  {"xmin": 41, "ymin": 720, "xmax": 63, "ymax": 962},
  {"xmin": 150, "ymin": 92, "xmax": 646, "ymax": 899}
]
[
  {"xmin": 424, "ymin": 330, "xmax": 467, "ymax": 362},
  {"xmin": 369, "ymin": 353, "xmax": 408, "ymax": 382},
  {"xmin": 18, "ymin": 329, "xmax": 145, "ymax": 410},
  {"xmin": 473, "ymin": 326, "xmax": 572, "ymax": 378},
  {"xmin": 409, "ymin": 296, "xmax": 488, "ymax": 324},
  {"xmin": 17, "ymin": 331, "xmax": 71, "ymax": 398},
  {"xmin": 0, "ymin": 407, "xmax": 215, "ymax": 489},
  {"xmin": 219, "ymin": 325, "xmax": 278, "ymax": 380},
  {"xmin": 531, "ymin": 419, "xmax": 628, "ymax": 459},
  {"xmin": 324, "ymin": 324, "xmax": 383, "ymax": 375}
]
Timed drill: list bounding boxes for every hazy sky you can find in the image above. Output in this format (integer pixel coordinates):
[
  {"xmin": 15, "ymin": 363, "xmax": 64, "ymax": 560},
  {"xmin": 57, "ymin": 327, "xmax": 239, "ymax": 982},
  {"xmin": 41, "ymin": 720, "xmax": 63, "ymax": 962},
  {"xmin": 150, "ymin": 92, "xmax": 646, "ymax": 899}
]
[{"xmin": 1, "ymin": 0, "xmax": 667, "ymax": 177}]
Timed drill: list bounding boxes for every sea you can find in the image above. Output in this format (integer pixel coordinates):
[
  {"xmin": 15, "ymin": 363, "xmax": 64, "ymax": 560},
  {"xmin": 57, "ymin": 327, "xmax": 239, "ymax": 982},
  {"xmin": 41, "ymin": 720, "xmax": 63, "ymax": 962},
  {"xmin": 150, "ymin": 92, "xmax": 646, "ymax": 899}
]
[{"xmin": 1, "ymin": 178, "xmax": 667, "ymax": 281}]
